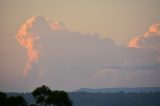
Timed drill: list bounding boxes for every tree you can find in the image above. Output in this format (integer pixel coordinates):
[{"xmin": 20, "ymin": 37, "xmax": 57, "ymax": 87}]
[
  {"xmin": 47, "ymin": 91, "xmax": 73, "ymax": 106},
  {"xmin": 32, "ymin": 85, "xmax": 51, "ymax": 106},
  {"xmin": 32, "ymin": 85, "xmax": 73, "ymax": 106},
  {"xmin": 6, "ymin": 95, "xmax": 27, "ymax": 106},
  {"xmin": 29, "ymin": 104, "xmax": 37, "ymax": 106},
  {"xmin": 0, "ymin": 91, "xmax": 7, "ymax": 106},
  {"xmin": 15, "ymin": 96, "xmax": 28, "ymax": 106}
]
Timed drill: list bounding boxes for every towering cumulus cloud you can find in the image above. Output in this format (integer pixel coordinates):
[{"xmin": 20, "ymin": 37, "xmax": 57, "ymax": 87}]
[
  {"xmin": 128, "ymin": 23, "xmax": 160, "ymax": 51},
  {"xmin": 15, "ymin": 16, "xmax": 39, "ymax": 76},
  {"xmin": 13, "ymin": 16, "xmax": 160, "ymax": 90},
  {"xmin": 15, "ymin": 16, "xmax": 64, "ymax": 76}
]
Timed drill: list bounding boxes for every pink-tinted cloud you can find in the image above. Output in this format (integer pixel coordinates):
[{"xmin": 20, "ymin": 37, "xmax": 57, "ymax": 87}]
[
  {"xmin": 15, "ymin": 16, "xmax": 64, "ymax": 76},
  {"xmin": 128, "ymin": 23, "xmax": 160, "ymax": 51},
  {"xmin": 49, "ymin": 21, "xmax": 65, "ymax": 30},
  {"xmin": 12, "ymin": 16, "xmax": 160, "ymax": 91},
  {"xmin": 16, "ymin": 16, "xmax": 39, "ymax": 76}
]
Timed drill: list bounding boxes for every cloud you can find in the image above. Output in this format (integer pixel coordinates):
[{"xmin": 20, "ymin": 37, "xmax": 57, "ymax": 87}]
[
  {"xmin": 13, "ymin": 16, "xmax": 160, "ymax": 90},
  {"xmin": 92, "ymin": 68, "xmax": 160, "ymax": 88},
  {"xmin": 128, "ymin": 23, "xmax": 160, "ymax": 51},
  {"xmin": 49, "ymin": 21, "xmax": 65, "ymax": 30},
  {"xmin": 15, "ymin": 16, "xmax": 66, "ymax": 76},
  {"xmin": 15, "ymin": 16, "xmax": 39, "ymax": 76},
  {"xmin": 102, "ymin": 63, "xmax": 160, "ymax": 71}
]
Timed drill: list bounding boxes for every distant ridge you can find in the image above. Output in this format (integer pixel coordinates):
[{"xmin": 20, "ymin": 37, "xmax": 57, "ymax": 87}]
[
  {"xmin": 76, "ymin": 87, "xmax": 160, "ymax": 93},
  {"xmin": 7, "ymin": 89, "xmax": 160, "ymax": 106}
]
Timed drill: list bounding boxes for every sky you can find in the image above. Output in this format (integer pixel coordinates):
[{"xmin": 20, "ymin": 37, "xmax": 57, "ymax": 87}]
[{"xmin": 0, "ymin": 0, "xmax": 160, "ymax": 92}]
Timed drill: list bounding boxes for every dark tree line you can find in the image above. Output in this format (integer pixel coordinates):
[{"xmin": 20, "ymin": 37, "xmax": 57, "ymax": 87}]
[
  {"xmin": 0, "ymin": 85, "xmax": 73, "ymax": 106},
  {"xmin": 0, "ymin": 91, "xmax": 27, "ymax": 106}
]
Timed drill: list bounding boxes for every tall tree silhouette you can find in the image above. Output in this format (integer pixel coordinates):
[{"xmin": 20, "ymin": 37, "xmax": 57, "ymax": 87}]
[
  {"xmin": 0, "ymin": 91, "xmax": 7, "ymax": 106},
  {"xmin": 32, "ymin": 85, "xmax": 73, "ymax": 106},
  {"xmin": 47, "ymin": 91, "xmax": 73, "ymax": 106},
  {"xmin": 32, "ymin": 85, "xmax": 51, "ymax": 106}
]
